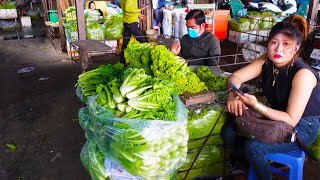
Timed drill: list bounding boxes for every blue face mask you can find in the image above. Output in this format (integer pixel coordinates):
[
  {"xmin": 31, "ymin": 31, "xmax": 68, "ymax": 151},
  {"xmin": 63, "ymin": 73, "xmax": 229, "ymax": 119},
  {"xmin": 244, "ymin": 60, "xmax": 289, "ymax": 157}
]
[{"xmin": 187, "ymin": 28, "xmax": 199, "ymax": 38}]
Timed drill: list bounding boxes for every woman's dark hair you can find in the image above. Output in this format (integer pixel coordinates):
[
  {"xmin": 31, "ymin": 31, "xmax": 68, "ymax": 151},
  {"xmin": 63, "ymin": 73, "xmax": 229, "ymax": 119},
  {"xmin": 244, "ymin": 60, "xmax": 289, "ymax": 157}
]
[
  {"xmin": 89, "ymin": 1, "xmax": 96, "ymax": 9},
  {"xmin": 268, "ymin": 21, "xmax": 303, "ymax": 49},
  {"xmin": 185, "ymin": 10, "xmax": 205, "ymax": 25},
  {"xmin": 268, "ymin": 21, "xmax": 304, "ymax": 67}
]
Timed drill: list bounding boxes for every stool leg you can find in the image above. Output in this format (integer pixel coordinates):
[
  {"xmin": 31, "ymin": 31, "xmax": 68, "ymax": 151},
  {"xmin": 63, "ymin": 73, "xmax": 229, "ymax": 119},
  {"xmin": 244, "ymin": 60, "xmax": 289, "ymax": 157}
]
[
  {"xmin": 289, "ymin": 158, "xmax": 304, "ymax": 180},
  {"xmin": 248, "ymin": 167, "xmax": 257, "ymax": 180}
]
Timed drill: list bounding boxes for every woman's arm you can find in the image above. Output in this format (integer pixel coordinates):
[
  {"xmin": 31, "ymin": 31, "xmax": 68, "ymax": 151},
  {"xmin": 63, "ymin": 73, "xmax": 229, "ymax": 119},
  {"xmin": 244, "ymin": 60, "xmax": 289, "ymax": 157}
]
[{"xmin": 227, "ymin": 57, "xmax": 266, "ymax": 116}]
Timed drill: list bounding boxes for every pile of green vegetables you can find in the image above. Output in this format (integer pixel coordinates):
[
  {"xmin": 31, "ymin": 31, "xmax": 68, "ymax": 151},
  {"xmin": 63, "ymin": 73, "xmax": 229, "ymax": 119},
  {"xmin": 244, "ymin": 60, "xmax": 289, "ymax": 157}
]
[
  {"xmin": 310, "ymin": 131, "xmax": 320, "ymax": 160},
  {"xmin": 103, "ymin": 14, "xmax": 124, "ymax": 40},
  {"xmin": 86, "ymin": 22, "xmax": 105, "ymax": 41},
  {"xmin": 63, "ymin": 6, "xmax": 76, "ymax": 23},
  {"xmin": 195, "ymin": 66, "xmax": 227, "ymax": 91},
  {"xmin": 124, "ymin": 42, "xmax": 155, "ymax": 75},
  {"xmin": 124, "ymin": 42, "xmax": 207, "ymax": 94},
  {"xmin": 91, "ymin": 68, "xmax": 179, "ymax": 120},
  {"xmin": 78, "ymin": 93, "xmax": 189, "ymax": 179},
  {"xmin": 0, "ymin": 1, "xmax": 16, "ymax": 9}
]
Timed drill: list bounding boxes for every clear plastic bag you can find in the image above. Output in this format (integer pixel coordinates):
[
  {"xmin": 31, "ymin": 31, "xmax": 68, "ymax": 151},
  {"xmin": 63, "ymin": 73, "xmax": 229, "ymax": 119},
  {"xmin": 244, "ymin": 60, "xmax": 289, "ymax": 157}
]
[
  {"xmin": 178, "ymin": 145, "xmax": 224, "ymax": 171},
  {"xmin": 104, "ymin": 23, "xmax": 123, "ymax": 40},
  {"xmin": 86, "ymin": 94, "xmax": 189, "ymax": 179},
  {"xmin": 187, "ymin": 104, "xmax": 223, "ymax": 139},
  {"xmin": 80, "ymin": 140, "xmax": 109, "ymax": 180},
  {"xmin": 84, "ymin": 10, "xmax": 100, "ymax": 22},
  {"xmin": 86, "ymin": 22, "xmax": 105, "ymax": 41},
  {"xmin": 103, "ymin": 14, "xmax": 124, "ymax": 40}
]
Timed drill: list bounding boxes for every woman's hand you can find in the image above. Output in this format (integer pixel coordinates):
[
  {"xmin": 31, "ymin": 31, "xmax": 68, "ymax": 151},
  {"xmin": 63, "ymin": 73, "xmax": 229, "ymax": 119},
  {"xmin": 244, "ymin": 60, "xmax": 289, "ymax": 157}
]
[
  {"xmin": 227, "ymin": 91, "xmax": 248, "ymax": 117},
  {"xmin": 228, "ymin": 91, "xmax": 260, "ymax": 116}
]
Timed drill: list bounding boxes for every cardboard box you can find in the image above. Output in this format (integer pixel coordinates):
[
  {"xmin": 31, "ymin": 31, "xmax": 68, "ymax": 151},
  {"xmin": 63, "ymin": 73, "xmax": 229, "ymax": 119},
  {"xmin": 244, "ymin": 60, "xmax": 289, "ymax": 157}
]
[
  {"xmin": 20, "ymin": 16, "xmax": 32, "ymax": 27},
  {"xmin": 181, "ymin": 91, "xmax": 216, "ymax": 107}
]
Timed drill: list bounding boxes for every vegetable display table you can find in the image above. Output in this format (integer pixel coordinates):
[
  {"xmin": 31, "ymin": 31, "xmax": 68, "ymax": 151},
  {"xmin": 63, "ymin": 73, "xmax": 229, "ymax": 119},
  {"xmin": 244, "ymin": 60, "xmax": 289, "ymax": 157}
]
[{"xmin": 70, "ymin": 40, "xmax": 112, "ymax": 72}]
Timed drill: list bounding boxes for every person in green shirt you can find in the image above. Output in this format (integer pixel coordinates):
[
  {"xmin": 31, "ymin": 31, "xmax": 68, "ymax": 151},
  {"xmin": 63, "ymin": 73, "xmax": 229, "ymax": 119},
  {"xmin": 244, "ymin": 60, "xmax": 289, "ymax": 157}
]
[{"xmin": 120, "ymin": 0, "xmax": 148, "ymax": 64}]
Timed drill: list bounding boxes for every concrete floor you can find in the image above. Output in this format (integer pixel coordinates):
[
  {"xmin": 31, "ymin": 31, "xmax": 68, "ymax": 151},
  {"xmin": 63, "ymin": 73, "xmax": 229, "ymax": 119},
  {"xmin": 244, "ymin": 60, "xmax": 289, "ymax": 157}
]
[{"xmin": 0, "ymin": 22, "xmax": 319, "ymax": 179}]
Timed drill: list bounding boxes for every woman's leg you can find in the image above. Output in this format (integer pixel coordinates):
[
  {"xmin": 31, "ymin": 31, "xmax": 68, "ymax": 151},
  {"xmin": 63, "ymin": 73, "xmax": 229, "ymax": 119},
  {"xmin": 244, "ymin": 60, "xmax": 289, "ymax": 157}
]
[{"xmin": 244, "ymin": 116, "xmax": 320, "ymax": 180}]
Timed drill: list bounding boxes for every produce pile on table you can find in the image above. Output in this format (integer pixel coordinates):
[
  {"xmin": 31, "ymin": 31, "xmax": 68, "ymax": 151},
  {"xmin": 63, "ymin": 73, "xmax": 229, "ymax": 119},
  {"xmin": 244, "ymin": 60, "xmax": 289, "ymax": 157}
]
[
  {"xmin": 75, "ymin": 42, "xmax": 229, "ymax": 179},
  {"xmin": 63, "ymin": 6, "xmax": 123, "ymax": 41},
  {"xmin": 228, "ymin": 11, "xmax": 283, "ymax": 31}
]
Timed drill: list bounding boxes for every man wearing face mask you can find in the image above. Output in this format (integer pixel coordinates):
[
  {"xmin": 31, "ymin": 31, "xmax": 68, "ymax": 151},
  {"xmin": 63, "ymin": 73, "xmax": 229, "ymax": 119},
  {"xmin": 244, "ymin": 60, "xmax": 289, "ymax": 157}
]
[{"xmin": 171, "ymin": 9, "xmax": 221, "ymax": 65}]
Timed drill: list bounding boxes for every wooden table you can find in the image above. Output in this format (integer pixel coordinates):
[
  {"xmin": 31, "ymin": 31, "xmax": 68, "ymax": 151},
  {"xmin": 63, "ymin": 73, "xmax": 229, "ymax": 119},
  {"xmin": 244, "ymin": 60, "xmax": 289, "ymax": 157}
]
[{"xmin": 70, "ymin": 40, "xmax": 113, "ymax": 72}]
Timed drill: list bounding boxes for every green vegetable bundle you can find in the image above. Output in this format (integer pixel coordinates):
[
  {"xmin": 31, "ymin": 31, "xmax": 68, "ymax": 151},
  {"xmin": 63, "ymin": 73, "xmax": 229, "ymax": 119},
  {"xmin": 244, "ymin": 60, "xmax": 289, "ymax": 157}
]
[
  {"xmin": 187, "ymin": 105, "xmax": 223, "ymax": 139},
  {"xmin": 151, "ymin": 45, "xmax": 207, "ymax": 94},
  {"xmin": 0, "ymin": 1, "xmax": 16, "ymax": 9},
  {"xmin": 310, "ymin": 131, "xmax": 320, "ymax": 160},
  {"xmin": 80, "ymin": 139, "xmax": 109, "ymax": 180},
  {"xmin": 177, "ymin": 162, "xmax": 226, "ymax": 180},
  {"xmin": 76, "ymin": 63, "xmax": 125, "ymax": 104},
  {"xmin": 63, "ymin": 6, "xmax": 76, "ymax": 23},
  {"xmin": 124, "ymin": 42, "xmax": 155, "ymax": 75},
  {"xmin": 178, "ymin": 145, "xmax": 224, "ymax": 171},
  {"xmin": 84, "ymin": 9, "xmax": 100, "ymax": 22},
  {"xmin": 195, "ymin": 66, "xmax": 227, "ymax": 91},
  {"xmin": 86, "ymin": 93, "xmax": 188, "ymax": 179},
  {"xmin": 103, "ymin": 14, "xmax": 124, "ymax": 40},
  {"xmin": 86, "ymin": 22, "xmax": 105, "ymax": 41}
]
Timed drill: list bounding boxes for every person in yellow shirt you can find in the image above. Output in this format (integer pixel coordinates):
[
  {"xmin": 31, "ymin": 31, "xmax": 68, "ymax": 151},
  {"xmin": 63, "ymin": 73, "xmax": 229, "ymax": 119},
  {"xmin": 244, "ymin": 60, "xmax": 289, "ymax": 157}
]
[{"xmin": 120, "ymin": 0, "xmax": 148, "ymax": 64}]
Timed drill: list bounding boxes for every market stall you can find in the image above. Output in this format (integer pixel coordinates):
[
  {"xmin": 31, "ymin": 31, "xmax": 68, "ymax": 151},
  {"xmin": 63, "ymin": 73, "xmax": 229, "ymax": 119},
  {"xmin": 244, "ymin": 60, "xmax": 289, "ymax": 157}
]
[{"xmin": 74, "ymin": 40, "xmax": 240, "ymax": 179}]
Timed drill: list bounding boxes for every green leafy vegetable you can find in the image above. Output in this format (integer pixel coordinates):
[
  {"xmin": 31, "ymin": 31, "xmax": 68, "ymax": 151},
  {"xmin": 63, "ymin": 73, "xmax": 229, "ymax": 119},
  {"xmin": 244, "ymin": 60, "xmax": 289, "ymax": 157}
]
[{"xmin": 195, "ymin": 66, "xmax": 227, "ymax": 91}]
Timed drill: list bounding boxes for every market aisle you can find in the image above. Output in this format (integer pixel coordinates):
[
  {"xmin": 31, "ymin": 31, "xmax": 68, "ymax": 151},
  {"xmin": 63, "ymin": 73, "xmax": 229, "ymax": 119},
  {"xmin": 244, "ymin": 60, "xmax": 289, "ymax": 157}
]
[{"xmin": 0, "ymin": 38, "xmax": 89, "ymax": 179}]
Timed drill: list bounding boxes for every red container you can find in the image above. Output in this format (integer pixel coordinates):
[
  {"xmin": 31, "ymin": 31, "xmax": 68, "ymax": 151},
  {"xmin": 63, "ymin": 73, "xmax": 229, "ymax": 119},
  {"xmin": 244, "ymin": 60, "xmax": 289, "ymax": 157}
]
[{"xmin": 214, "ymin": 10, "xmax": 230, "ymax": 40}]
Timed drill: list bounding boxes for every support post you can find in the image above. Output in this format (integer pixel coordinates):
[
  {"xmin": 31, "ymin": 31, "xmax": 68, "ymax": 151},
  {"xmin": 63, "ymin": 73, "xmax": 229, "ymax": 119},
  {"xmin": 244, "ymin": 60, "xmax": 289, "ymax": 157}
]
[
  {"xmin": 308, "ymin": 0, "xmax": 319, "ymax": 33},
  {"xmin": 75, "ymin": 0, "xmax": 86, "ymax": 40},
  {"xmin": 57, "ymin": 0, "xmax": 67, "ymax": 52}
]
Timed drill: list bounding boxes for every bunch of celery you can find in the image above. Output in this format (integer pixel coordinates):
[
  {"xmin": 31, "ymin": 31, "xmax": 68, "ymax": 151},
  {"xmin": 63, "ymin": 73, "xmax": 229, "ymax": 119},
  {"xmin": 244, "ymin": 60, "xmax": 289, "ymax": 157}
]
[
  {"xmin": 76, "ymin": 63, "xmax": 124, "ymax": 103},
  {"xmin": 93, "ymin": 68, "xmax": 178, "ymax": 121}
]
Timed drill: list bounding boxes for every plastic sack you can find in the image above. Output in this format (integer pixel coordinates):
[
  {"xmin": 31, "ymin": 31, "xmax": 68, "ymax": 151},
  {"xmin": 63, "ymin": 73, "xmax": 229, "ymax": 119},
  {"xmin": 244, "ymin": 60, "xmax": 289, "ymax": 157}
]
[
  {"xmin": 178, "ymin": 145, "xmax": 224, "ymax": 171},
  {"xmin": 0, "ymin": 9, "xmax": 17, "ymax": 19},
  {"xmin": 310, "ymin": 130, "xmax": 320, "ymax": 160},
  {"xmin": 80, "ymin": 140, "xmax": 109, "ymax": 180},
  {"xmin": 103, "ymin": 14, "xmax": 124, "ymax": 40},
  {"xmin": 187, "ymin": 105, "xmax": 224, "ymax": 139},
  {"xmin": 241, "ymin": 42, "xmax": 267, "ymax": 62},
  {"xmin": 85, "ymin": 9, "xmax": 100, "ymax": 22},
  {"xmin": 86, "ymin": 94, "xmax": 189, "ymax": 179},
  {"xmin": 86, "ymin": 22, "xmax": 105, "ymax": 41},
  {"xmin": 162, "ymin": 10, "xmax": 173, "ymax": 38},
  {"xmin": 188, "ymin": 134, "xmax": 224, "ymax": 150},
  {"xmin": 177, "ymin": 162, "xmax": 225, "ymax": 180},
  {"xmin": 64, "ymin": 20, "xmax": 78, "ymax": 41}
]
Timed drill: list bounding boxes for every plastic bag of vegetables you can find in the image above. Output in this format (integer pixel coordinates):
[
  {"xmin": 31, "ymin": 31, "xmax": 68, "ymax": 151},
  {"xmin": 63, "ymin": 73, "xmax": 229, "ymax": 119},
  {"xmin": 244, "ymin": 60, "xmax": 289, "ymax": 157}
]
[
  {"xmin": 178, "ymin": 145, "xmax": 224, "ymax": 171},
  {"xmin": 64, "ymin": 20, "xmax": 78, "ymax": 41},
  {"xmin": 86, "ymin": 94, "xmax": 188, "ymax": 179},
  {"xmin": 187, "ymin": 104, "xmax": 224, "ymax": 139},
  {"xmin": 80, "ymin": 139, "xmax": 109, "ymax": 180},
  {"xmin": 310, "ymin": 130, "xmax": 320, "ymax": 160},
  {"xmin": 86, "ymin": 22, "xmax": 105, "ymax": 41},
  {"xmin": 85, "ymin": 9, "xmax": 100, "ymax": 22},
  {"xmin": 103, "ymin": 14, "xmax": 124, "ymax": 40}
]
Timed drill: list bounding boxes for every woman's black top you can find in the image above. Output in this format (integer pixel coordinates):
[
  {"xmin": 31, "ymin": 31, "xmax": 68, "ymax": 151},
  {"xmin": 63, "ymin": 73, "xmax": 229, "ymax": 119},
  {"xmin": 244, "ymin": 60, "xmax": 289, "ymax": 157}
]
[{"xmin": 261, "ymin": 58, "xmax": 320, "ymax": 116}]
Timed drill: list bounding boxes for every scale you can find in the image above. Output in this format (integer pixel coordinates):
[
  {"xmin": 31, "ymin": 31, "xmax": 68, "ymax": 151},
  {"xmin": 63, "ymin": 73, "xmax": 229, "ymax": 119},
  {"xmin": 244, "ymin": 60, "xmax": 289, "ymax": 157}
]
[{"xmin": 48, "ymin": 9, "xmax": 58, "ymax": 23}]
